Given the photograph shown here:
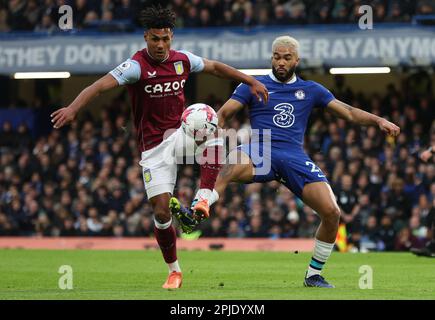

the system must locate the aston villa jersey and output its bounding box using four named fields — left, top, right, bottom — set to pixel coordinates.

left=109, top=48, right=204, bottom=151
